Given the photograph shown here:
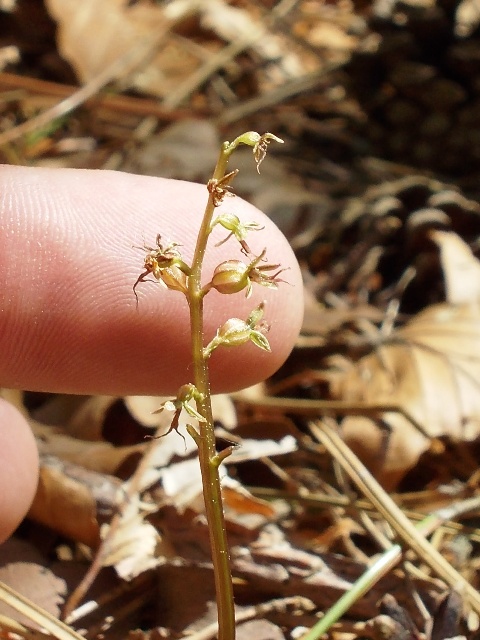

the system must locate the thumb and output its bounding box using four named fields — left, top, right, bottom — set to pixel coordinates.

left=0, top=399, right=39, bottom=542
